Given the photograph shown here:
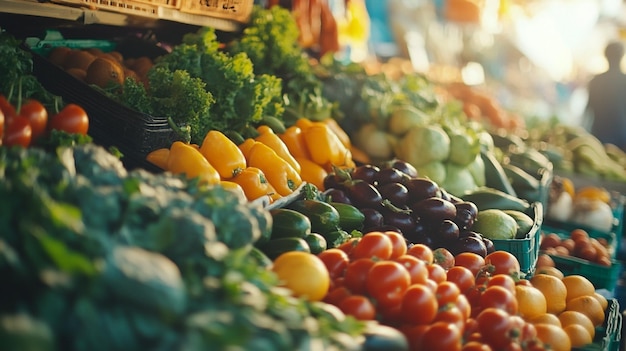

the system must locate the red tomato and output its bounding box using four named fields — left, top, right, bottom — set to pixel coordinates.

left=434, top=304, right=465, bottom=332
left=479, top=285, right=518, bottom=315
left=19, top=99, right=47, bottom=140
left=343, top=258, right=375, bottom=294
left=366, top=260, right=411, bottom=307
left=399, top=324, right=429, bottom=351
left=435, top=281, right=461, bottom=306
left=0, top=108, right=4, bottom=145
left=337, top=237, right=360, bottom=256
left=337, top=294, right=376, bottom=320
left=323, top=286, right=351, bottom=305
left=317, top=248, right=349, bottom=280
left=484, top=251, right=520, bottom=278
left=420, top=322, right=462, bottom=351
left=462, top=341, right=494, bottom=351
left=48, top=103, right=89, bottom=135
left=378, top=303, right=403, bottom=327
left=455, top=293, right=472, bottom=320
left=395, top=254, right=428, bottom=285
left=0, top=95, right=16, bottom=120
left=350, top=232, right=393, bottom=260
left=433, top=247, right=455, bottom=269
left=508, top=315, right=537, bottom=344
left=4, top=116, right=32, bottom=147
left=407, top=243, right=434, bottom=264
left=383, top=231, right=407, bottom=258
left=426, top=263, right=447, bottom=284
left=486, top=274, right=516, bottom=293
left=454, top=252, right=485, bottom=276
left=446, top=266, right=475, bottom=293
left=475, top=308, right=514, bottom=350
left=401, top=283, right=438, bottom=325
